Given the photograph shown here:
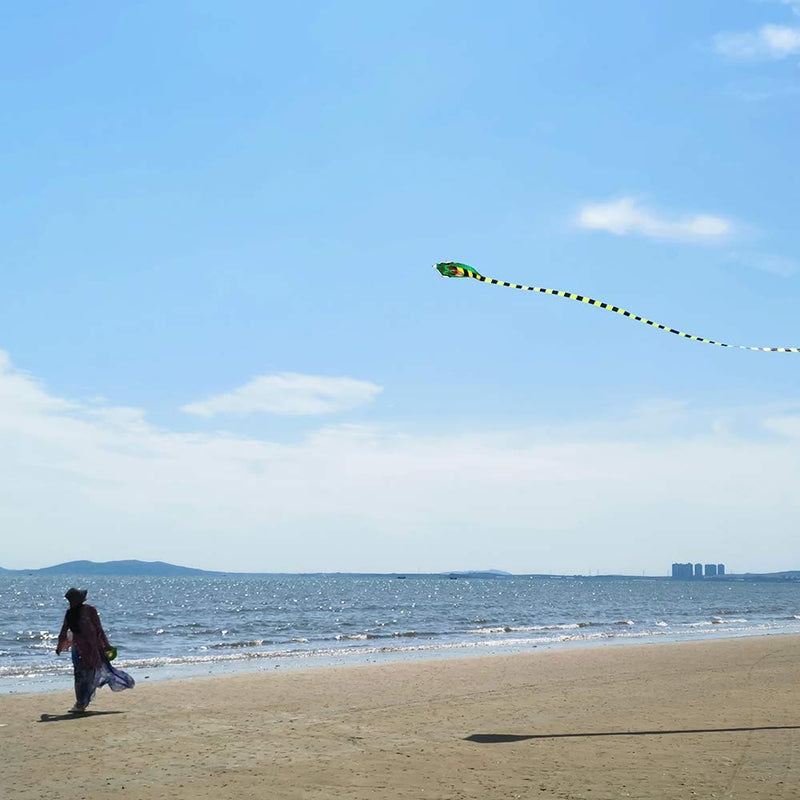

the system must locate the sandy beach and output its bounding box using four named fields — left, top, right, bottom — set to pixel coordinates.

left=3, top=635, right=800, bottom=799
